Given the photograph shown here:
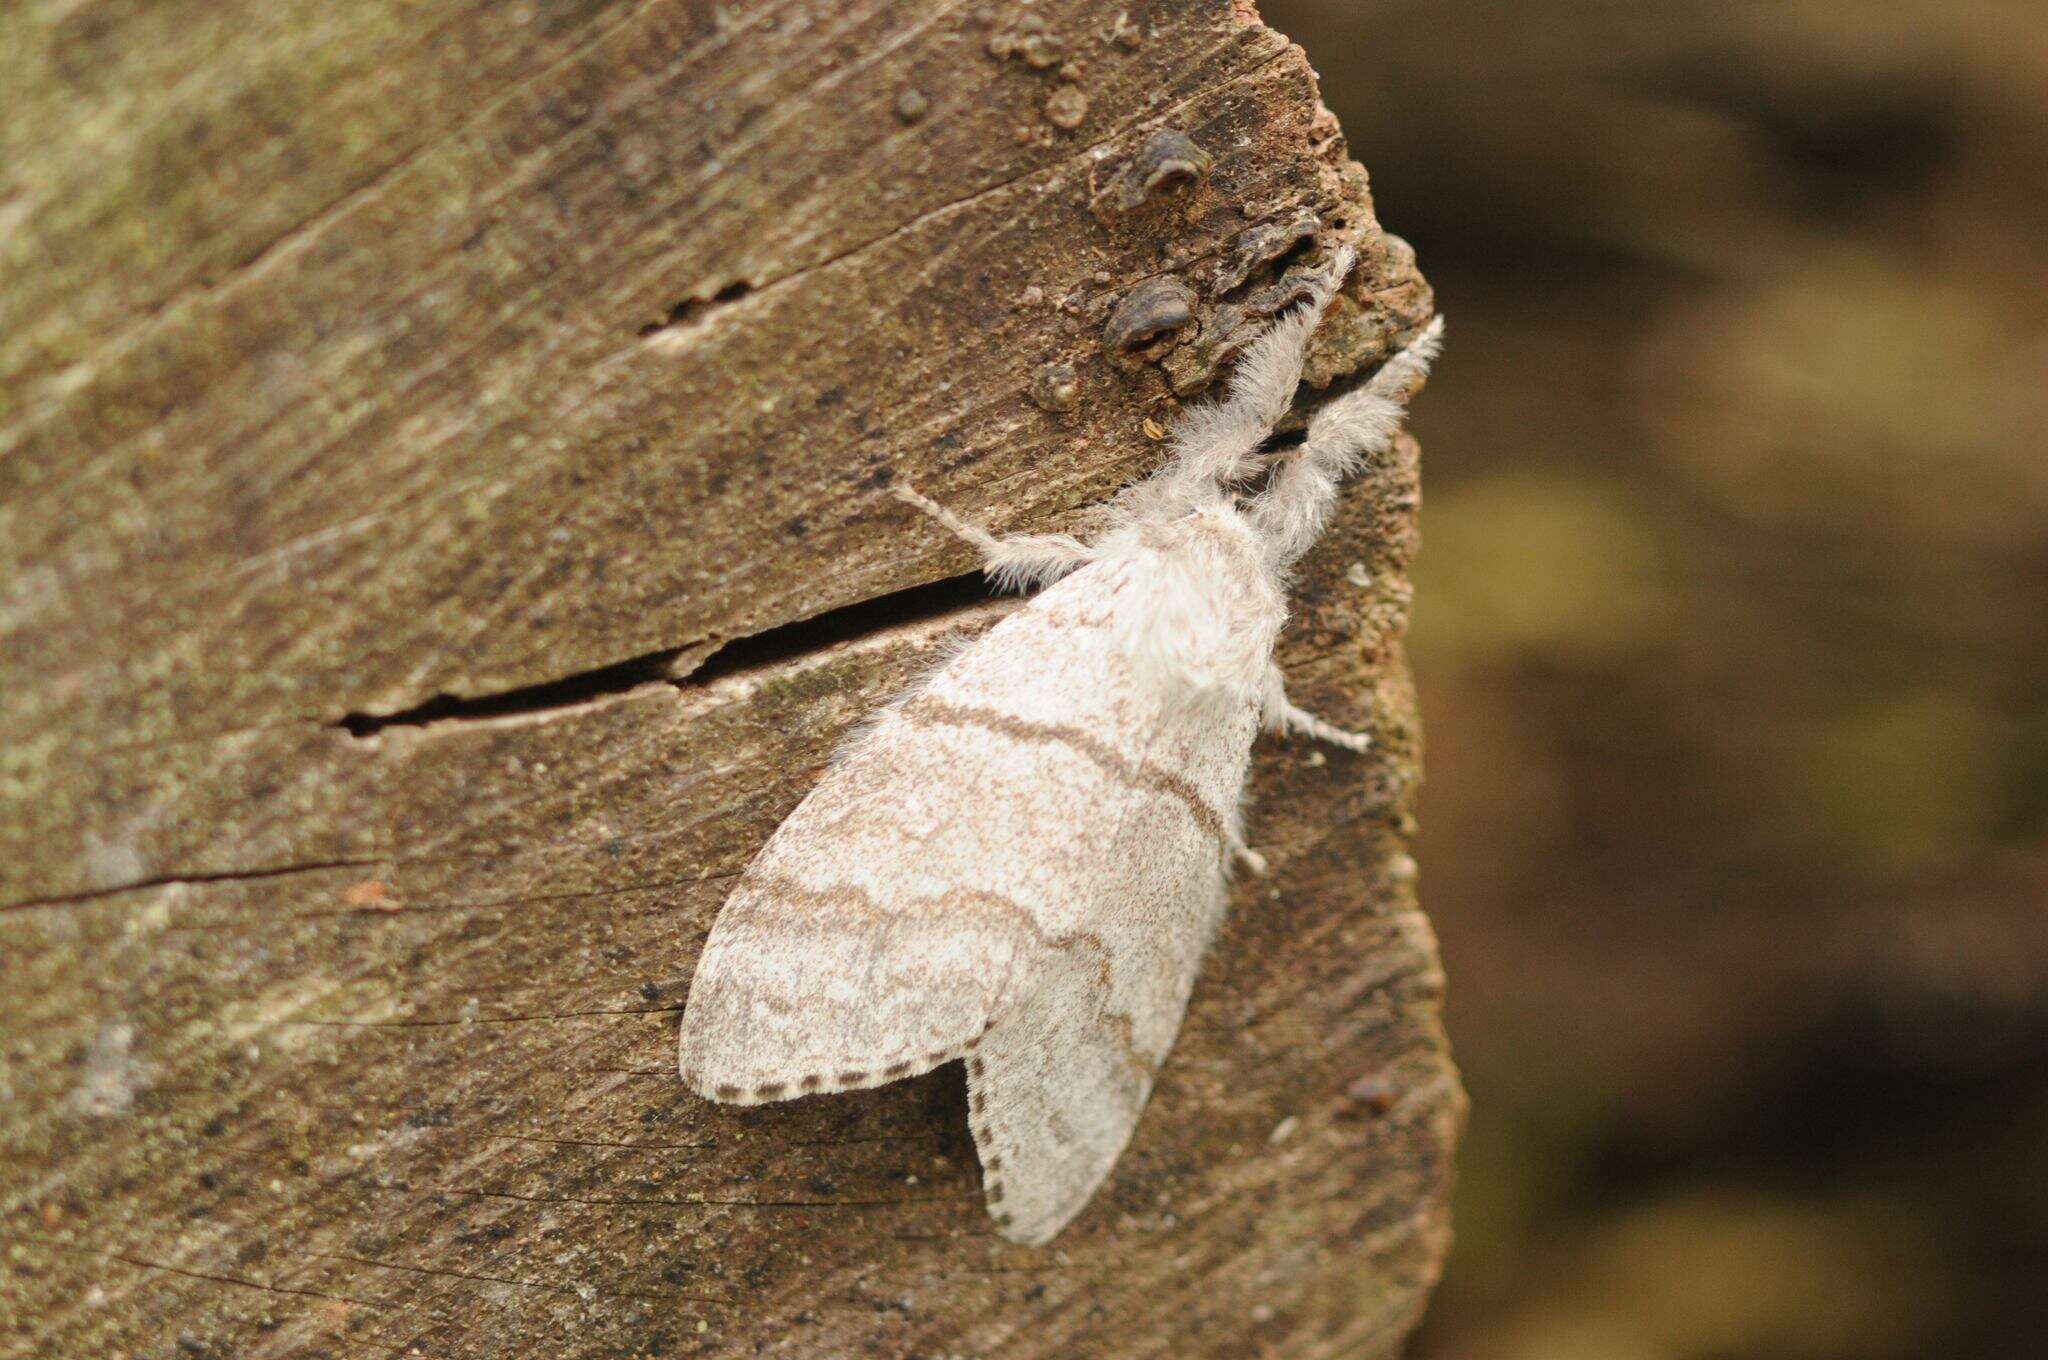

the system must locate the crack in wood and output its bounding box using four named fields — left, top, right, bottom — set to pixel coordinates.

left=276, top=869, right=744, bottom=923
left=278, top=1005, right=684, bottom=1029
left=0, top=857, right=385, bottom=915
left=333, top=568, right=992, bottom=740
left=6, top=1233, right=386, bottom=1311
left=490, top=1132, right=719, bottom=1153
left=637, top=279, right=754, bottom=339
left=335, top=645, right=693, bottom=738
left=308, top=1250, right=726, bottom=1307
left=678, top=569, right=990, bottom=687
left=364, top=1180, right=973, bottom=1213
